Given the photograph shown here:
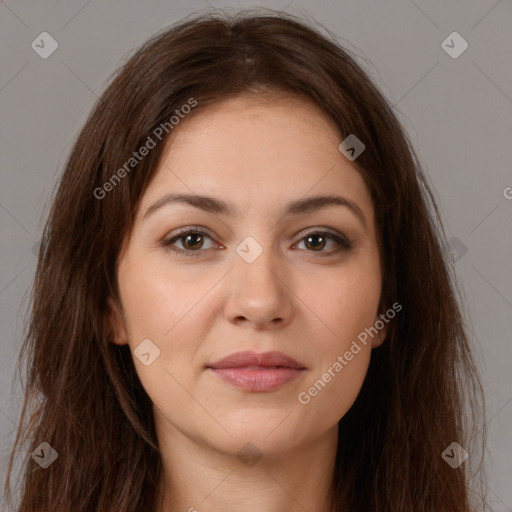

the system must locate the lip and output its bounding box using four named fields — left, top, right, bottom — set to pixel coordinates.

left=206, top=351, right=306, bottom=392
